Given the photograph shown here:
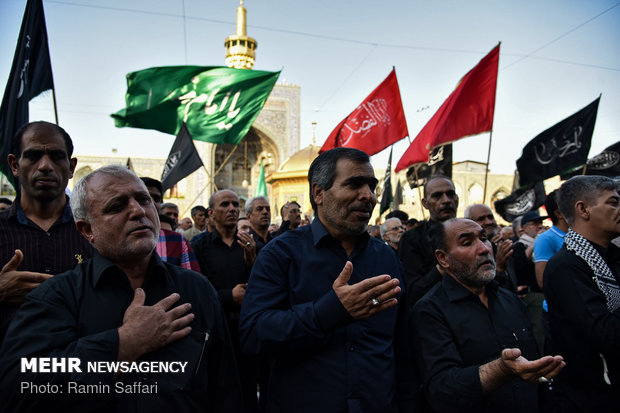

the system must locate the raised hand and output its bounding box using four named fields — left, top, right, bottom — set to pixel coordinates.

left=0, top=249, right=52, bottom=305
left=332, top=261, right=400, bottom=320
